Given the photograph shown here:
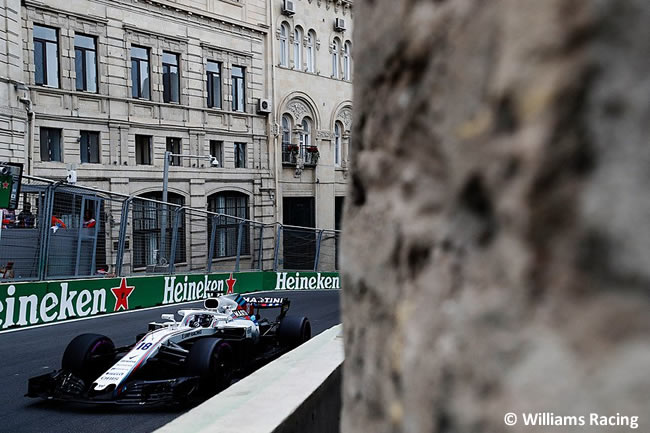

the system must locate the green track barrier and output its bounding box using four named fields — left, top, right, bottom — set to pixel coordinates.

left=0, top=271, right=339, bottom=331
